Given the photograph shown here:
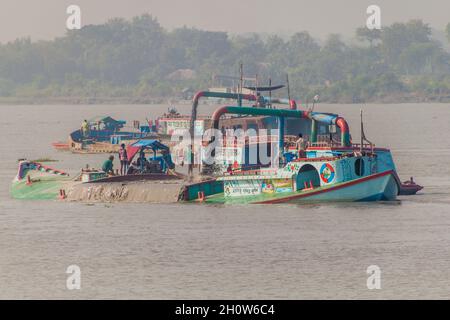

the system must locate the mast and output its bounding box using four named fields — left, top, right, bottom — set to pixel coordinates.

left=286, top=74, right=291, bottom=102
left=238, top=62, right=243, bottom=106
left=255, top=73, right=259, bottom=103
left=268, top=78, right=272, bottom=108
left=360, top=109, right=363, bottom=153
